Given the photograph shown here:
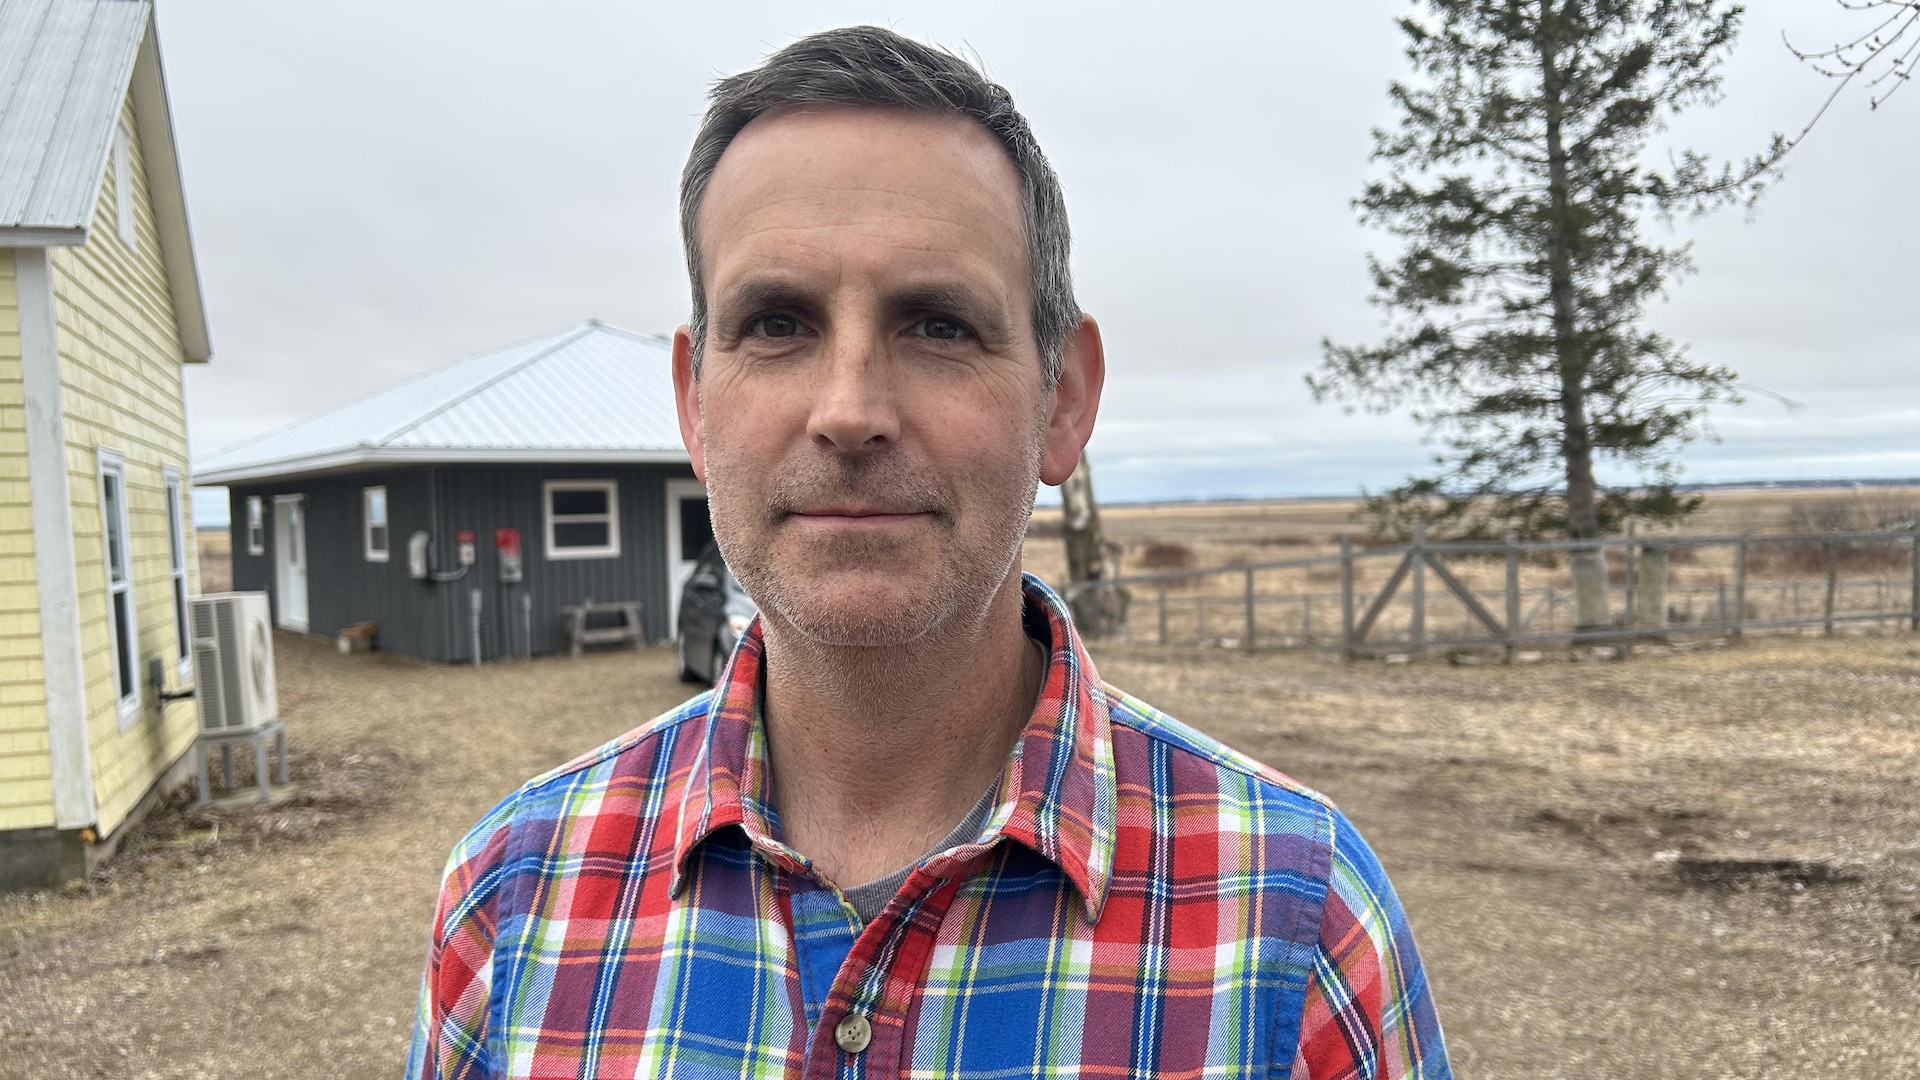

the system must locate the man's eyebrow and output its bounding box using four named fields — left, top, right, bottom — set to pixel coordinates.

left=887, top=284, right=1013, bottom=338
left=713, top=277, right=816, bottom=324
